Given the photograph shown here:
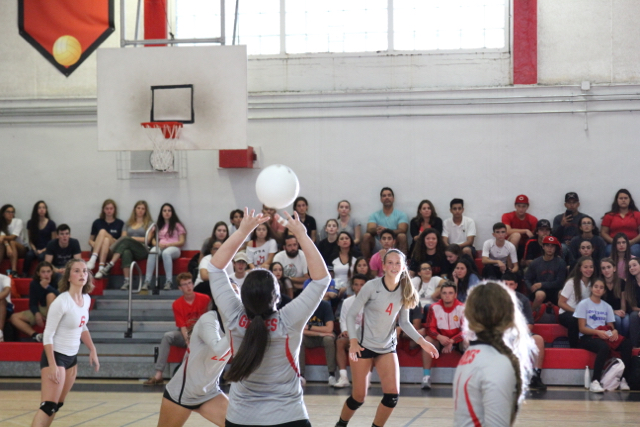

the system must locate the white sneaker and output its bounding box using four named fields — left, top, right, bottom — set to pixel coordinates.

left=421, top=375, right=431, bottom=390
left=619, top=378, right=630, bottom=391
left=0, top=330, right=4, bottom=342
left=35, top=333, right=43, bottom=343
left=163, top=281, right=172, bottom=290
left=333, top=376, right=350, bottom=388
left=141, top=280, right=150, bottom=291
left=96, top=264, right=112, bottom=279
left=328, top=375, right=337, bottom=386
left=589, top=380, right=604, bottom=393
left=120, top=279, right=130, bottom=290
left=86, top=258, right=96, bottom=270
